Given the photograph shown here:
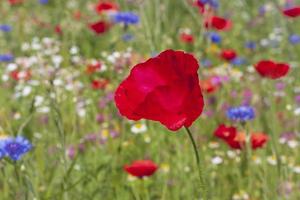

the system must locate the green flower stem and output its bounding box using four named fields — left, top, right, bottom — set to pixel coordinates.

left=184, top=127, right=207, bottom=200
left=244, top=125, right=252, bottom=191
